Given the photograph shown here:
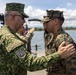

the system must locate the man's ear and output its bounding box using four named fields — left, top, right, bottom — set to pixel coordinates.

left=54, top=18, right=58, bottom=25
left=10, top=14, right=15, bottom=20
